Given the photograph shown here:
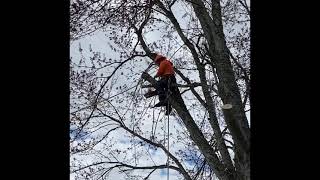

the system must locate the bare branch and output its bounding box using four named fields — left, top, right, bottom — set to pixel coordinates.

left=227, top=48, right=250, bottom=106
left=74, top=54, right=146, bottom=139
left=141, top=82, right=202, bottom=88
left=143, top=169, right=157, bottom=180
left=98, top=110, right=193, bottom=180
left=238, top=0, right=250, bottom=15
